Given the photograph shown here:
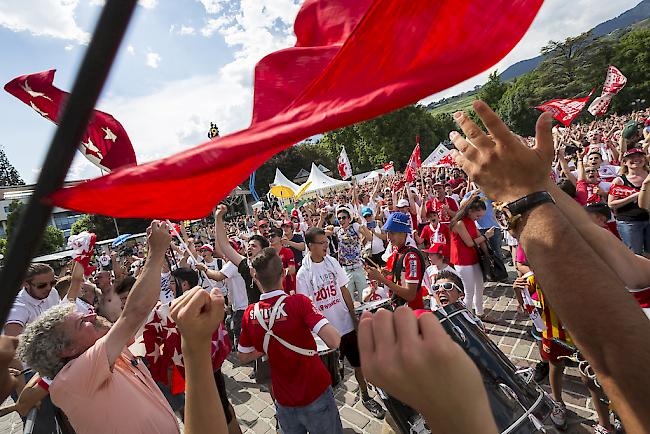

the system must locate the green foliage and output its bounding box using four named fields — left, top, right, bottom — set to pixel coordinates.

left=38, top=226, right=64, bottom=256
left=71, top=214, right=151, bottom=240
left=0, top=238, right=6, bottom=257
left=0, top=147, right=24, bottom=187
left=477, top=71, right=510, bottom=111
left=6, top=200, right=24, bottom=241
left=611, top=28, right=650, bottom=112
